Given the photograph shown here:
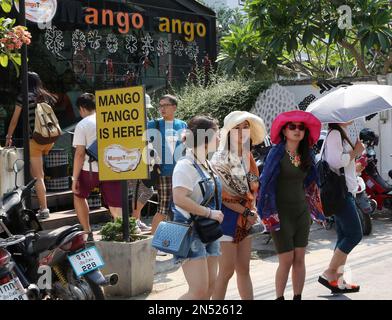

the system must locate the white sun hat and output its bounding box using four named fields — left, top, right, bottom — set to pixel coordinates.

left=219, top=111, right=267, bottom=149
left=145, top=93, right=154, bottom=109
